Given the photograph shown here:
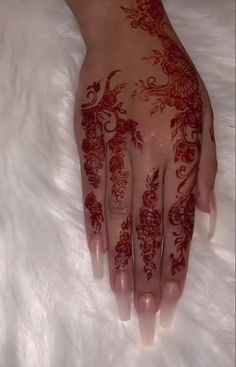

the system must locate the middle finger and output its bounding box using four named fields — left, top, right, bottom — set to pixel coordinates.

left=132, top=148, right=165, bottom=346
